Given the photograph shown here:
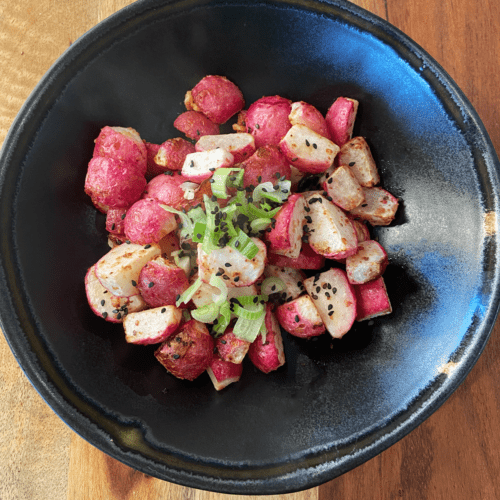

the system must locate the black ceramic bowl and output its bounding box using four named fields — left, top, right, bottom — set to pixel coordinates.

left=1, top=0, right=499, bottom=495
